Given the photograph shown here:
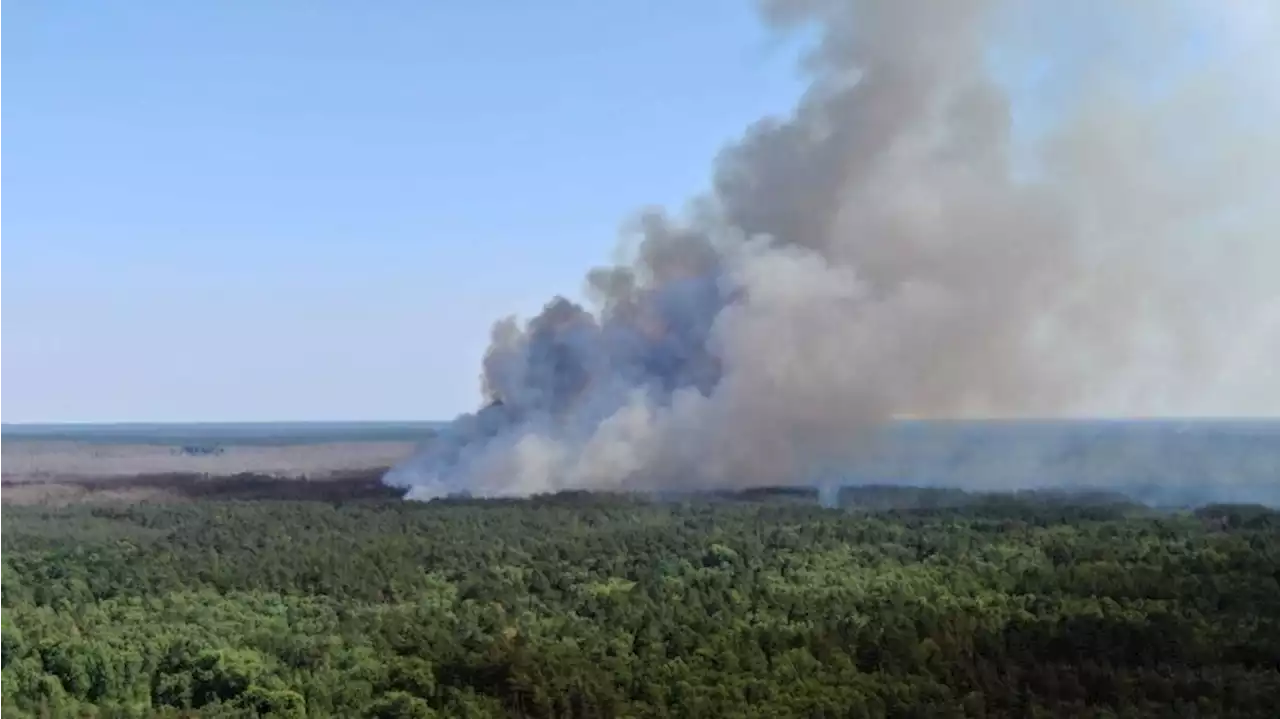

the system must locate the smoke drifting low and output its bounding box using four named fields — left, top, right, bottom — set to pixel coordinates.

left=386, top=0, right=1280, bottom=500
